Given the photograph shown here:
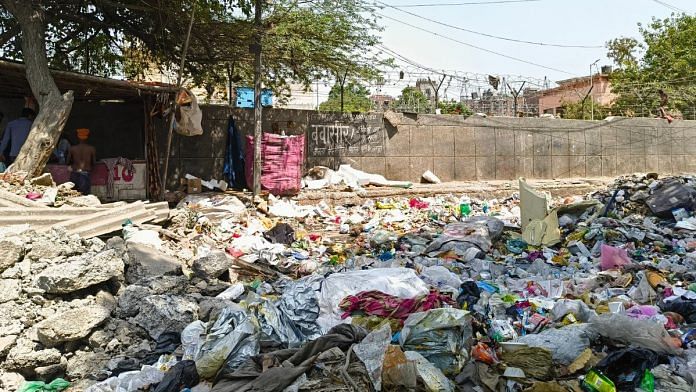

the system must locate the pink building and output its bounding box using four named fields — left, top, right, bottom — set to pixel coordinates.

left=538, top=73, right=616, bottom=116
